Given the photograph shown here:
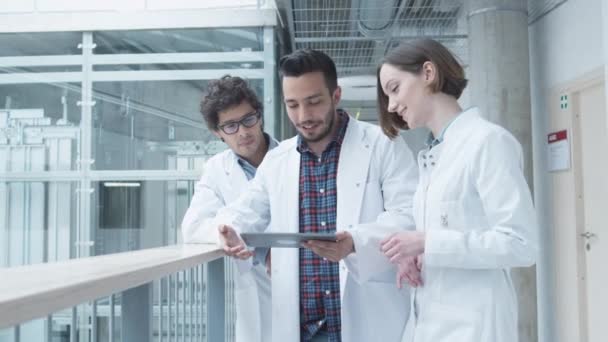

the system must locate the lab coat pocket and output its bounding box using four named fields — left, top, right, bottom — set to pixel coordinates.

left=414, top=302, right=481, bottom=342
left=438, top=200, right=467, bottom=231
